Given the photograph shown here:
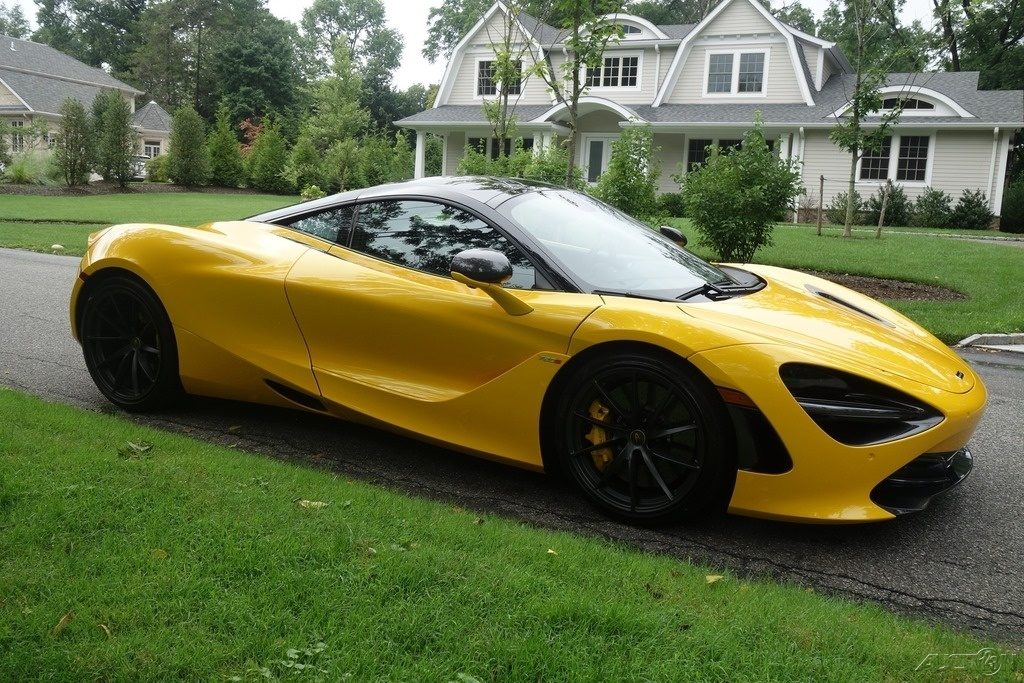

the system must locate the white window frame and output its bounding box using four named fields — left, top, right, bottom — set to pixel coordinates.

left=581, top=51, right=643, bottom=91
left=474, top=56, right=524, bottom=100
left=144, top=140, right=162, bottom=158
left=581, top=134, right=619, bottom=184
left=8, top=119, right=25, bottom=153
left=702, top=49, right=770, bottom=98
left=855, top=132, right=935, bottom=188
left=682, top=135, right=753, bottom=173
